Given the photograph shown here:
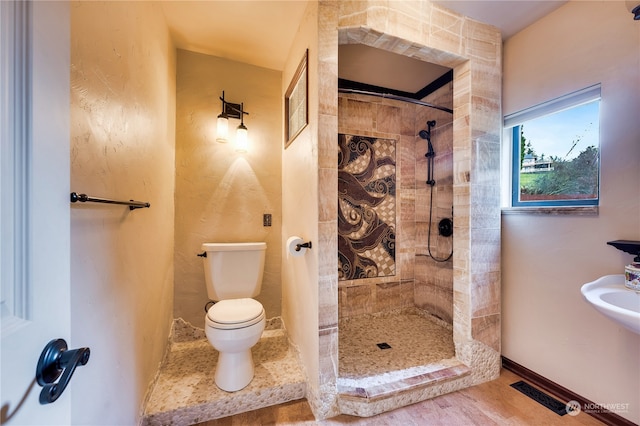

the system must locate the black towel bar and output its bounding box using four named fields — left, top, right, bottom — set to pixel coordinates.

left=70, top=192, right=150, bottom=210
